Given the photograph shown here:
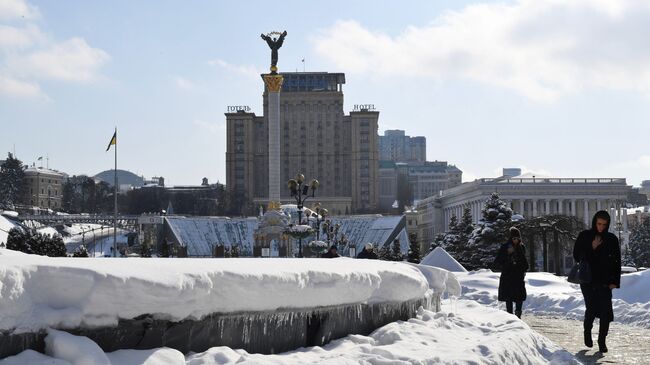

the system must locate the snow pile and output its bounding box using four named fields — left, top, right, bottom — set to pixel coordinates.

left=409, top=263, right=461, bottom=297
left=2, top=300, right=577, bottom=364
left=44, top=329, right=111, bottom=365
left=457, top=269, right=650, bottom=328
left=0, top=215, right=17, bottom=246
left=0, top=250, right=432, bottom=332
left=107, top=348, right=186, bottom=365
left=421, top=247, right=467, bottom=272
